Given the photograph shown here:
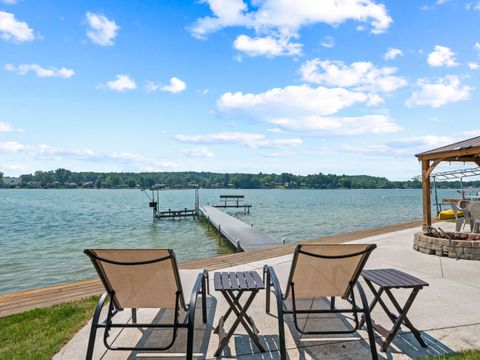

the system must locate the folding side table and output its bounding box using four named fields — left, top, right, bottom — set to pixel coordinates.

left=359, top=268, right=429, bottom=352
left=213, top=271, right=265, bottom=357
